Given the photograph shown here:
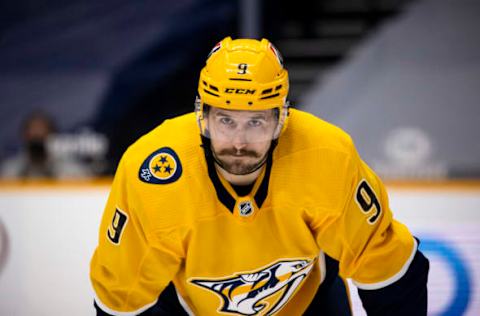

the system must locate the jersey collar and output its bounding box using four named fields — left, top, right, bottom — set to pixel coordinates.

left=201, top=135, right=275, bottom=214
